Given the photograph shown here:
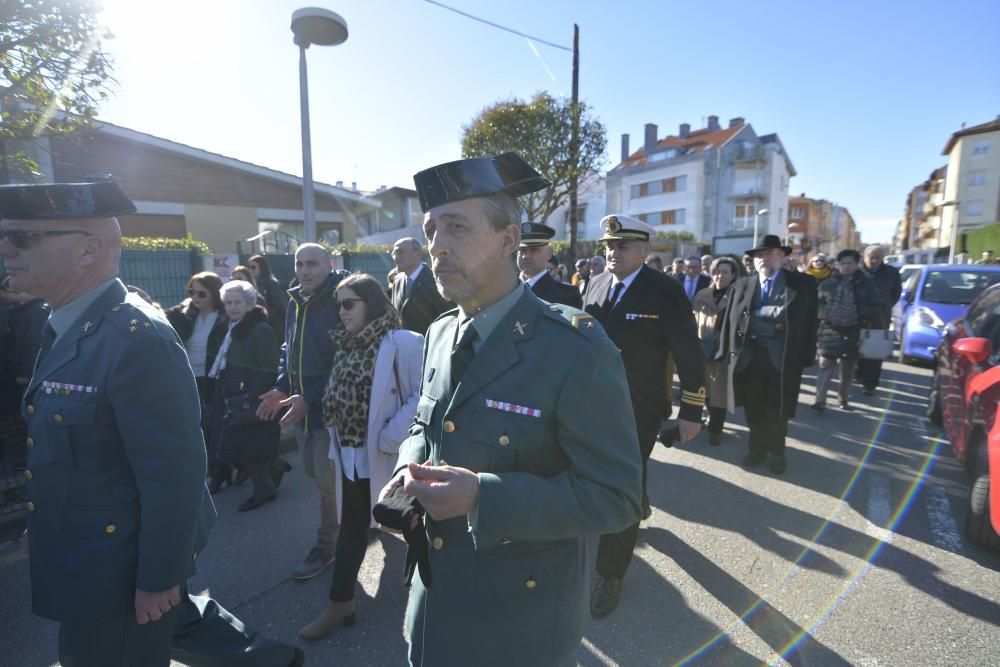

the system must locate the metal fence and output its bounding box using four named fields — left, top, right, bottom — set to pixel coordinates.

left=119, top=249, right=203, bottom=308
left=339, top=251, right=395, bottom=288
